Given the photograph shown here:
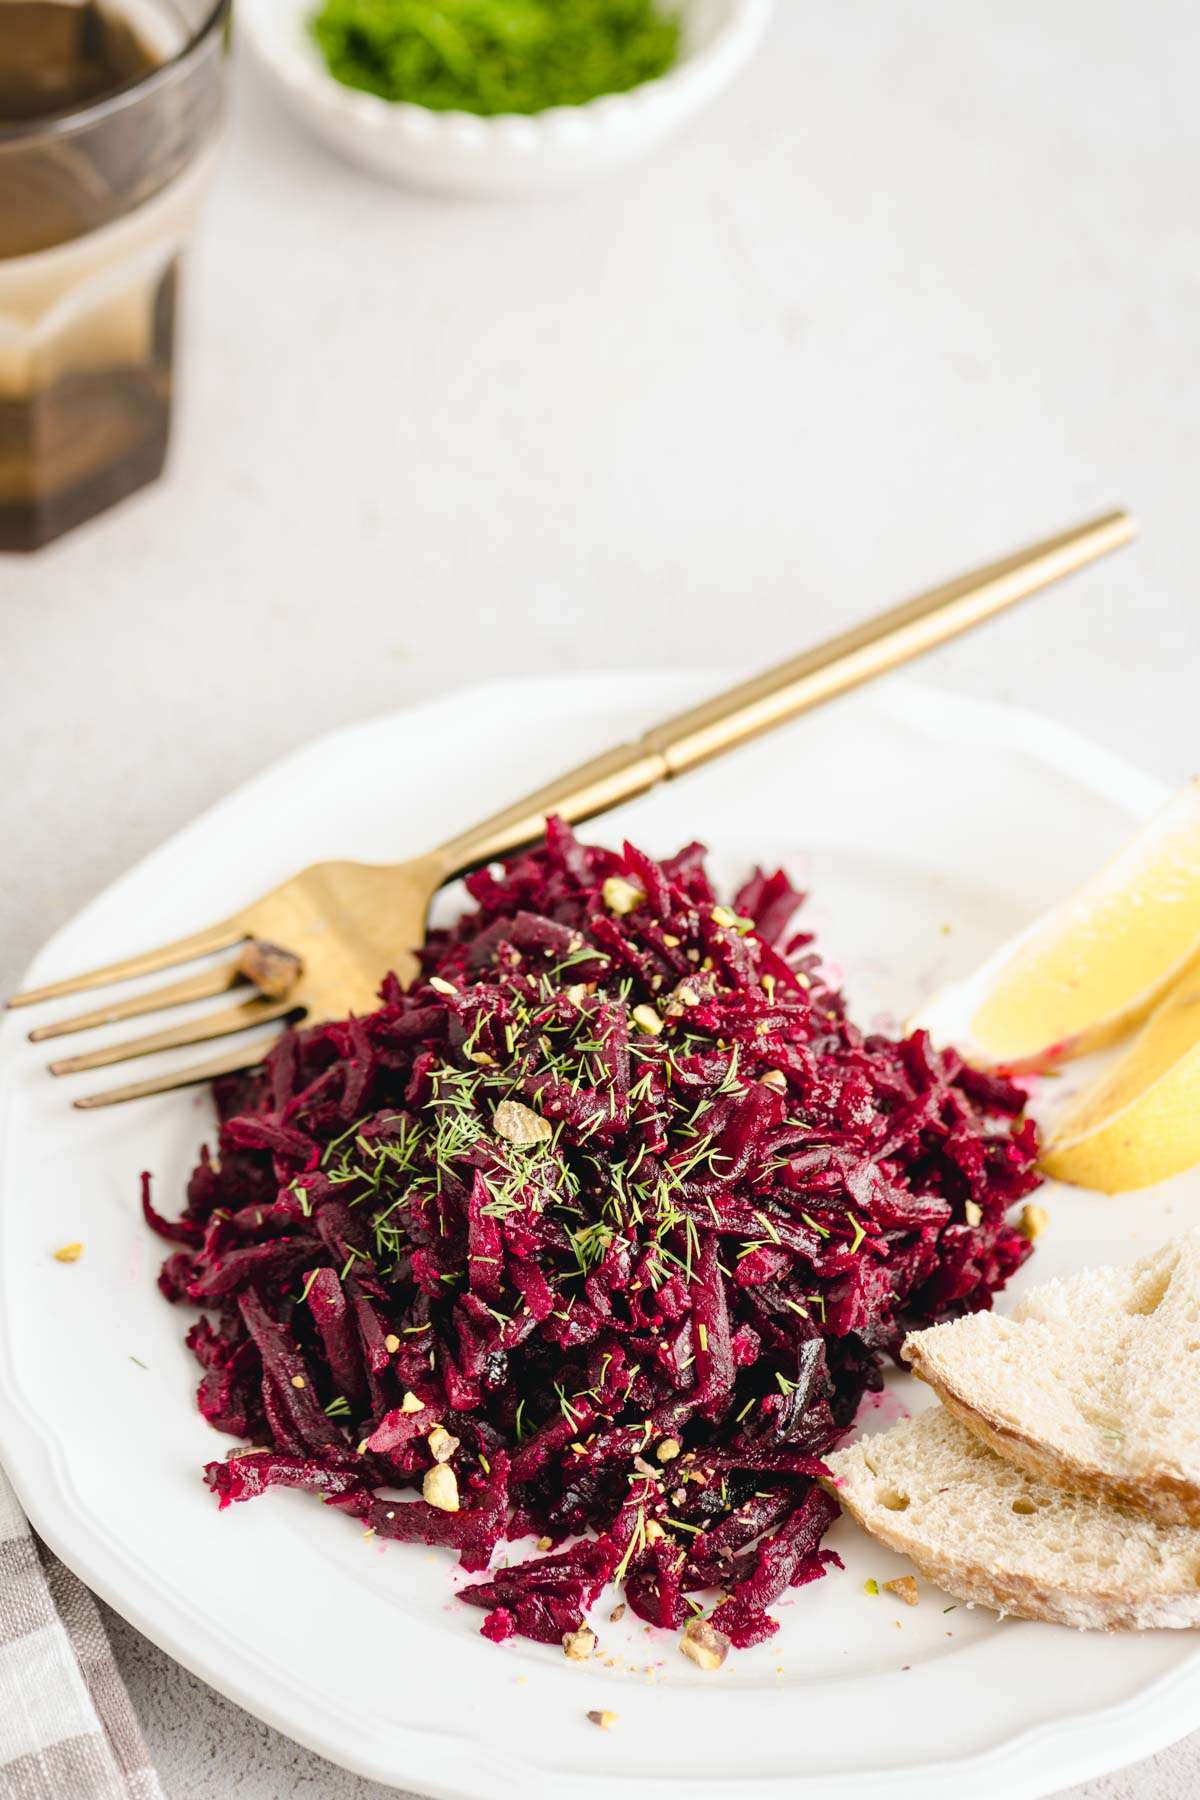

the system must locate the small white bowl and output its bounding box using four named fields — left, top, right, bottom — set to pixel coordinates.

left=239, top=0, right=774, bottom=196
